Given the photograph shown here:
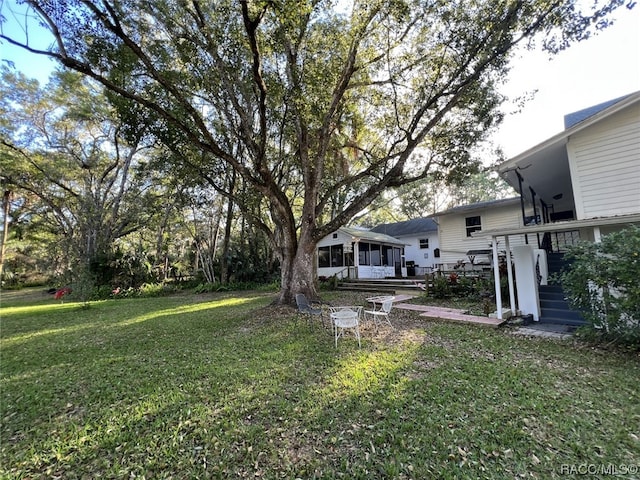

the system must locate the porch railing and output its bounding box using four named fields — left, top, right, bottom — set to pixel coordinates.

left=541, top=230, right=580, bottom=253
left=334, top=266, right=358, bottom=280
